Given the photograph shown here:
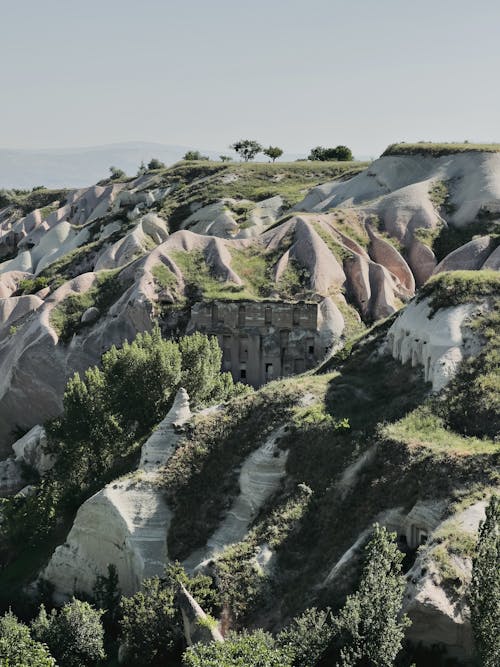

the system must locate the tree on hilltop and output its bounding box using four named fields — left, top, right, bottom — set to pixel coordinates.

left=263, top=146, right=283, bottom=162
left=148, top=157, right=166, bottom=170
left=230, top=140, right=262, bottom=162
left=183, top=150, right=210, bottom=161
left=308, top=145, right=353, bottom=161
